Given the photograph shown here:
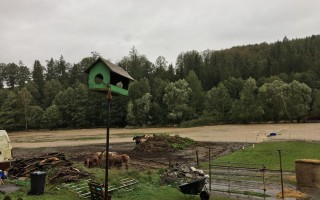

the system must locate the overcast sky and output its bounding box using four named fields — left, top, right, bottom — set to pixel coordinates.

left=1, top=0, right=320, bottom=69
